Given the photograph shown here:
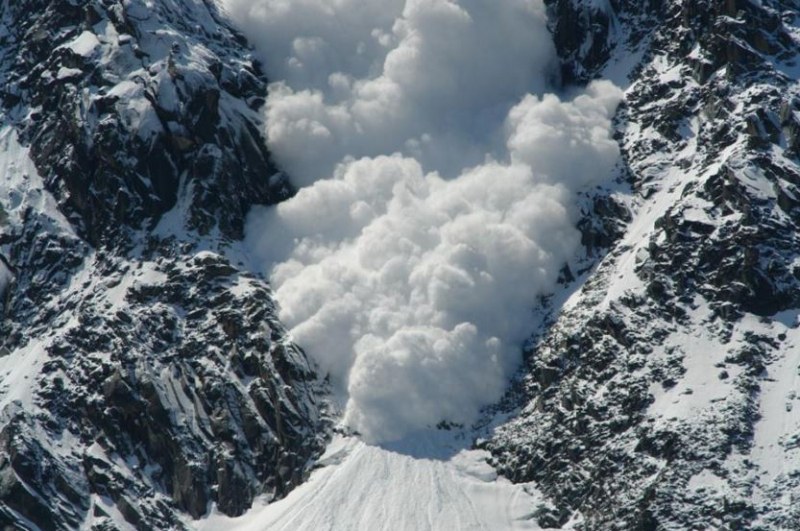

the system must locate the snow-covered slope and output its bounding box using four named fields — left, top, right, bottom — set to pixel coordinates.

left=199, top=431, right=550, bottom=531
